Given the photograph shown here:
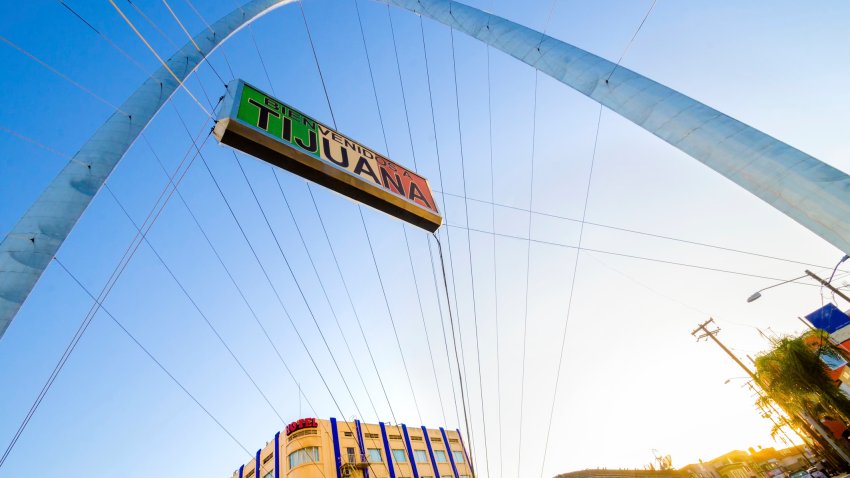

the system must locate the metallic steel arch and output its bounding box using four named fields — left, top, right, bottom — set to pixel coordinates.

left=381, top=0, right=850, bottom=253
left=0, top=0, right=295, bottom=340
left=5, top=0, right=850, bottom=340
